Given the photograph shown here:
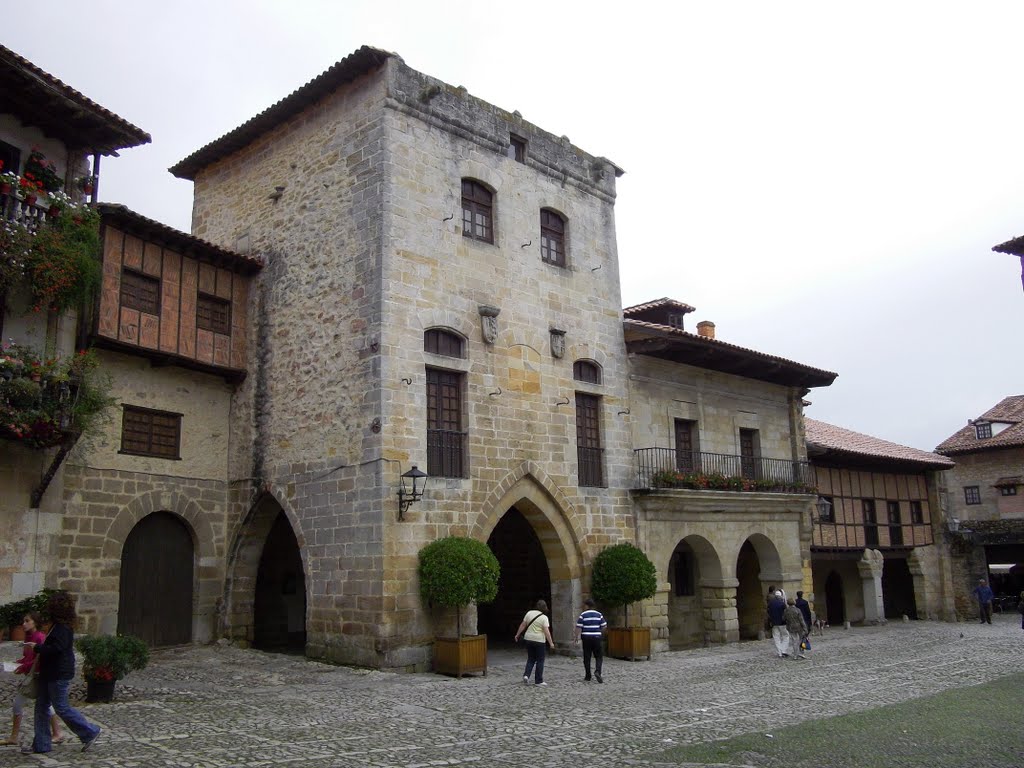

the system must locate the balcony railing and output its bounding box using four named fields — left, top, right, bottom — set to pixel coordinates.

left=634, top=447, right=815, bottom=492
left=1, top=192, right=58, bottom=231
